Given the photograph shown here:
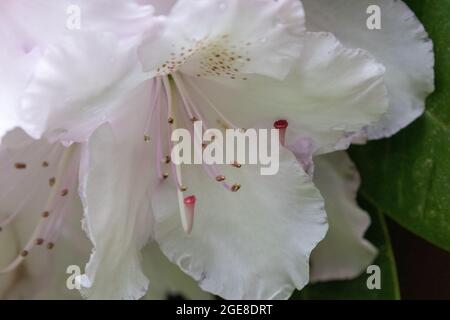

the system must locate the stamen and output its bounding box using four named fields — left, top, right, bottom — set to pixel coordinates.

left=144, top=78, right=162, bottom=145
left=163, top=173, right=169, bottom=180
left=231, top=184, right=241, bottom=192
left=15, top=163, right=27, bottom=169
left=42, top=161, right=49, bottom=167
left=231, top=162, right=242, bottom=168
left=172, top=82, right=233, bottom=194
left=177, top=73, right=239, bottom=130
left=173, top=80, right=236, bottom=194
left=47, top=243, right=55, bottom=250
left=49, top=177, right=56, bottom=187
left=60, top=189, right=69, bottom=197
left=154, top=83, right=165, bottom=180
left=42, top=163, right=79, bottom=248
left=274, top=119, right=289, bottom=146
left=41, top=211, right=50, bottom=218
left=34, top=238, right=44, bottom=246
left=215, top=175, right=226, bottom=182
left=20, top=250, right=29, bottom=257
left=162, top=77, right=185, bottom=191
